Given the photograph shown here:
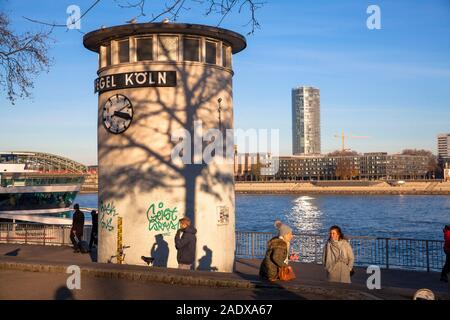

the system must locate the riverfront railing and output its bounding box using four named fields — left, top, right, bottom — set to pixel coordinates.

left=235, top=231, right=446, bottom=272
left=0, top=223, right=92, bottom=246
left=0, top=223, right=445, bottom=272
